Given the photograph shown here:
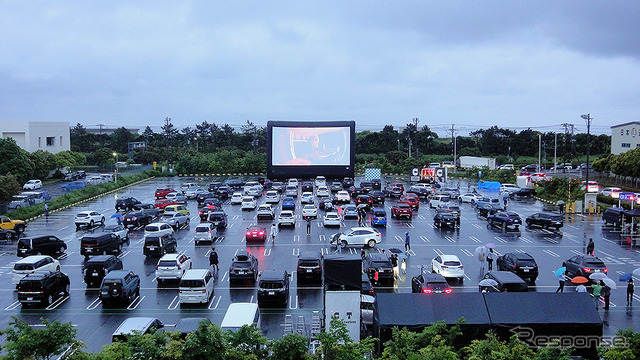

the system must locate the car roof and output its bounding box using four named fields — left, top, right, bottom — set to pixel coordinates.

left=113, top=317, right=161, bottom=335
left=298, top=251, right=322, bottom=260
left=325, top=212, right=339, bottom=217
left=86, top=255, right=117, bottom=264
left=367, top=253, right=389, bottom=261
left=159, top=253, right=181, bottom=261
left=104, top=270, right=131, bottom=279
left=439, top=254, right=461, bottom=262
left=260, top=269, right=287, bottom=280
left=423, top=272, right=447, bottom=283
